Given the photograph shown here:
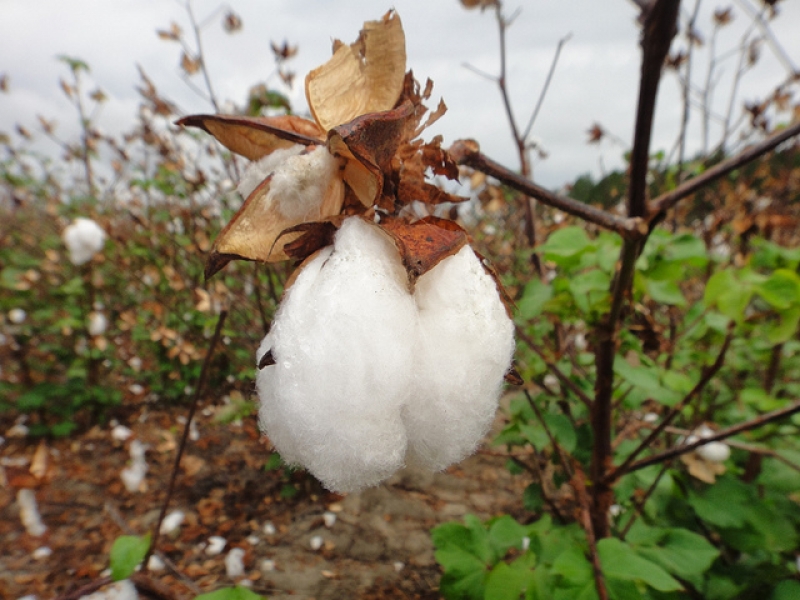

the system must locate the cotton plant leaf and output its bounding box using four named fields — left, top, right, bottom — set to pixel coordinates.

left=305, top=10, right=406, bottom=132
left=177, top=114, right=323, bottom=160
left=205, top=171, right=344, bottom=278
